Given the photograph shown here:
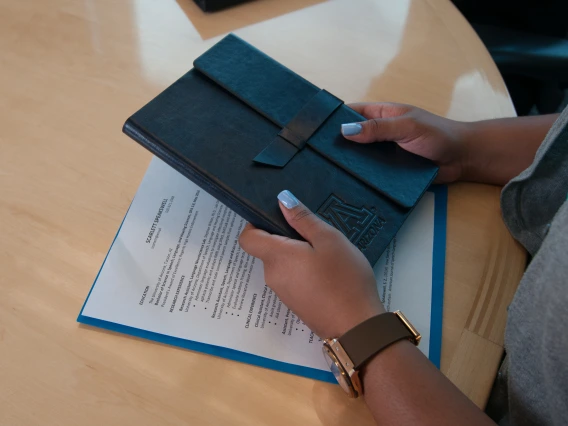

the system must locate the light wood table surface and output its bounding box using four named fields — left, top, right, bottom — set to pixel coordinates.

left=0, top=0, right=526, bottom=424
